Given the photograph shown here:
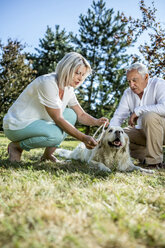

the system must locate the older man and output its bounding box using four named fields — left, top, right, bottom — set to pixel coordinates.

left=110, top=63, right=165, bottom=169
